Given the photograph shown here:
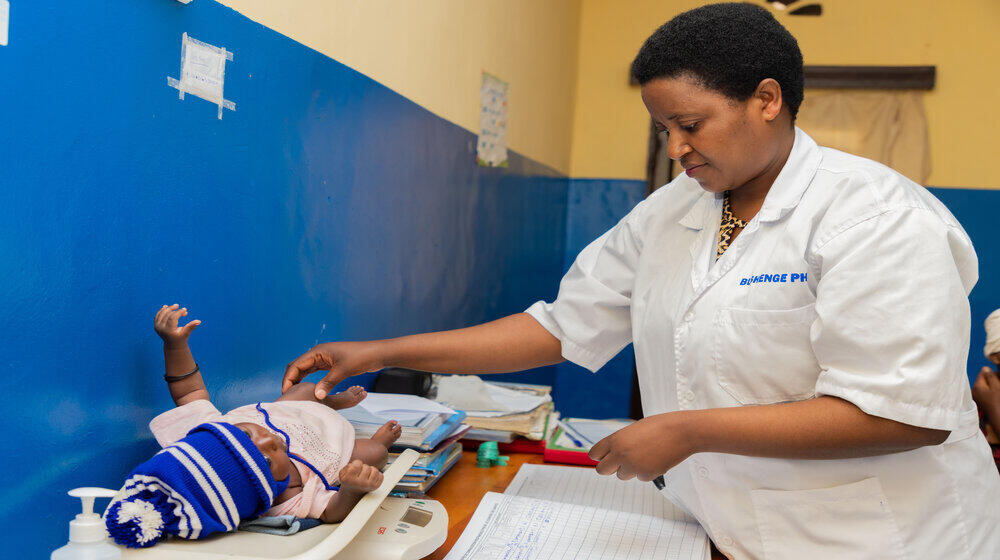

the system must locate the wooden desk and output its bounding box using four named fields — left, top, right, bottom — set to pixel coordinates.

left=421, top=450, right=724, bottom=560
